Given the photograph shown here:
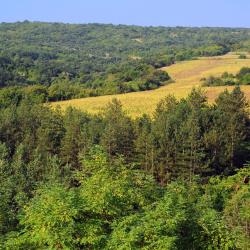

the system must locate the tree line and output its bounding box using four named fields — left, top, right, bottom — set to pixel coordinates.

left=0, top=86, right=249, bottom=248
left=202, top=66, right=250, bottom=86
